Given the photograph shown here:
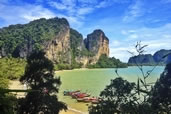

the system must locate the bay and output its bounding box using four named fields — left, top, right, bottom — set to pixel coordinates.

left=56, top=66, right=165, bottom=112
